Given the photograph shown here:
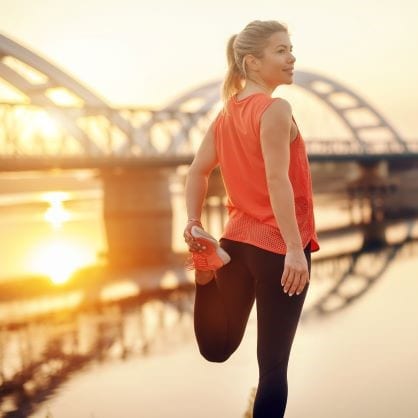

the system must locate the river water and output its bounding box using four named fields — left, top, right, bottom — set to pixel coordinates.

left=1, top=171, right=417, bottom=418
left=29, top=254, right=418, bottom=418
